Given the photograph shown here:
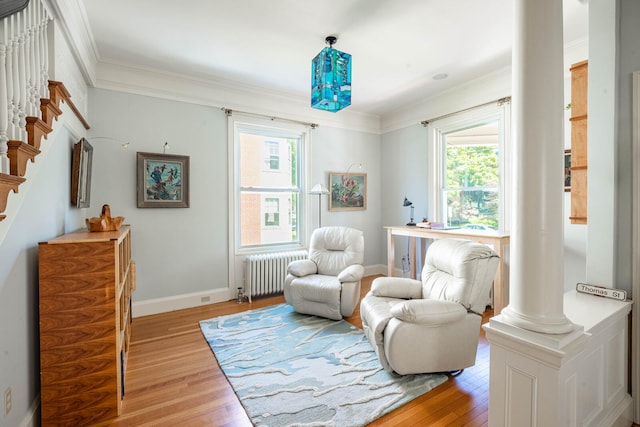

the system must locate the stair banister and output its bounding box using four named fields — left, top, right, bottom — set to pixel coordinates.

left=0, top=0, right=50, bottom=174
